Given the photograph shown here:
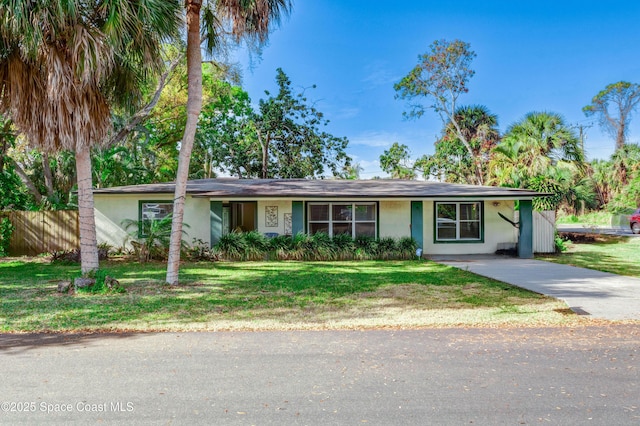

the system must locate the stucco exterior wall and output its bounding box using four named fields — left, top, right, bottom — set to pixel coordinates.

left=422, top=200, right=517, bottom=255
left=256, top=200, right=293, bottom=236
left=379, top=200, right=411, bottom=239
left=93, top=194, right=210, bottom=248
